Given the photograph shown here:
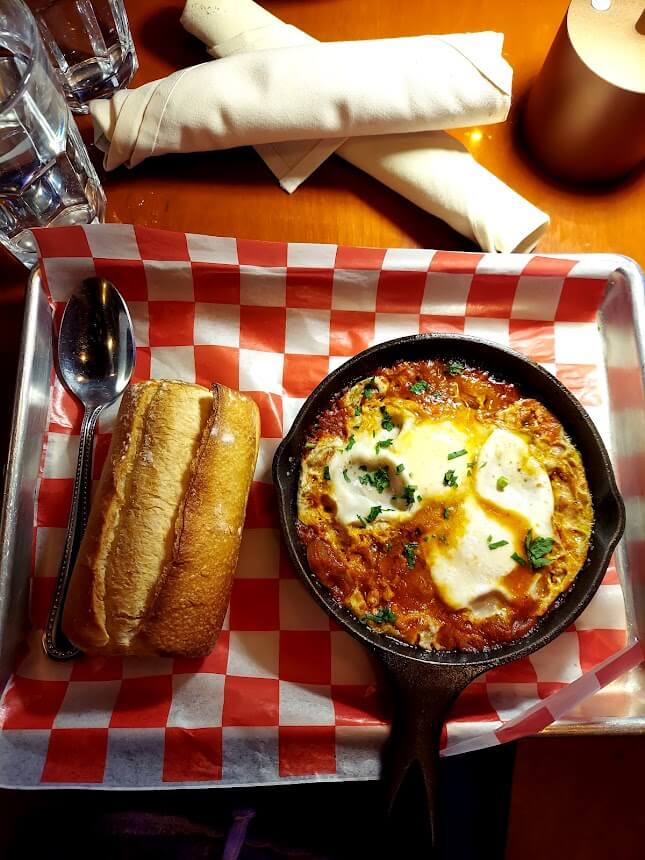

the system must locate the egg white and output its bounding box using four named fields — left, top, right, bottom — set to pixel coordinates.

left=327, top=414, right=554, bottom=618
